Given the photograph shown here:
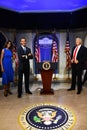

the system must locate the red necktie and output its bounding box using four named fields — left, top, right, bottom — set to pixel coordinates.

left=73, top=46, right=78, bottom=61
